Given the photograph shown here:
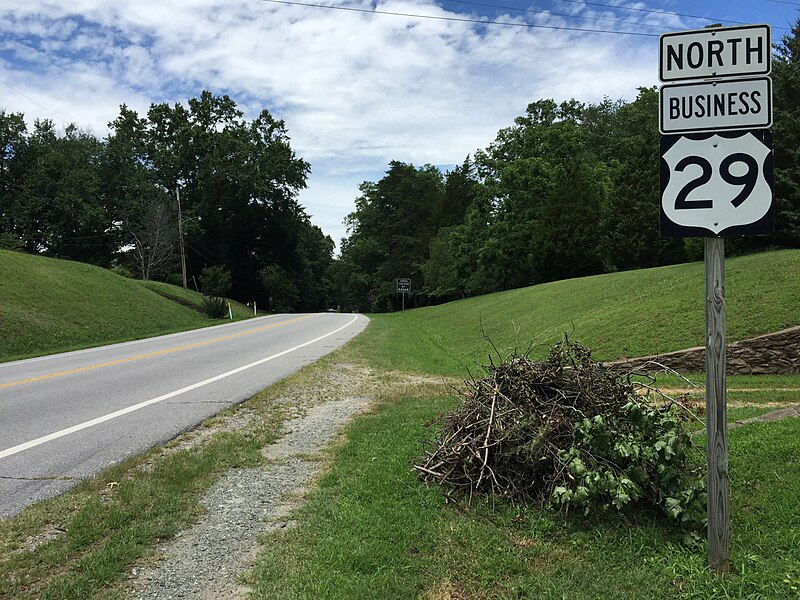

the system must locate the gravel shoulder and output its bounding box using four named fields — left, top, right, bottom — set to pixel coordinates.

left=126, top=362, right=379, bottom=599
